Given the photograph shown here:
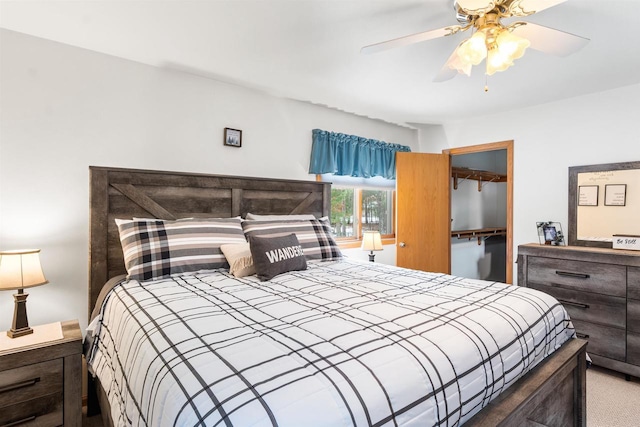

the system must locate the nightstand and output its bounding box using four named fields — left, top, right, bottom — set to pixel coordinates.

left=0, top=319, right=82, bottom=427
